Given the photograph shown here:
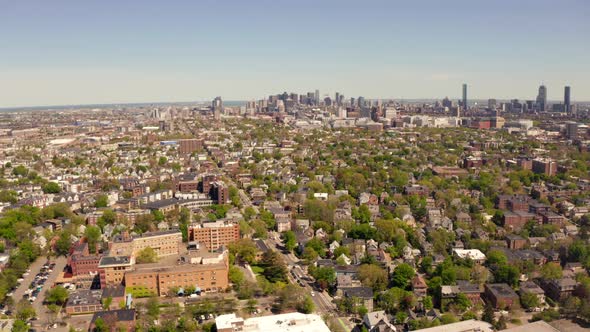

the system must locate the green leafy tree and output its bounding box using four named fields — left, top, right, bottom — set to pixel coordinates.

left=494, top=264, right=520, bottom=287
left=146, top=297, right=160, bottom=319
left=487, top=250, right=508, bottom=265
left=358, top=264, right=388, bottom=292
left=391, top=263, right=415, bottom=289
left=309, top=266, right=336, bottom=290
left=15, top=299, right=36, bottom=321
left=520, top=292, right=540, bottom=310
left=228, top=239, right=258, bottom=264
left=55, top=232, right=73, bottom=256
left=94, top=194, right=109, bottom=208
left=297, top=295, right=315, bottom=314
left=12, top=165, right=29, bottom=177
left=102, top=296, right=113, bottom=310
left=46, top=286, right=69, bottom=305
left=42, top=182, right=62, bottom=194
left=541, top=262, right=563, bottom=280
left=11, top=320, right=29, bottom=332
left=482, top=303, right=495, bottom=324
left=136, top=247, right=158, bottom=264
left=84, top=225, right=102, bottom=254
left=282, top=230, right=297, bottom=252
left=260, top=250, right=288, bottom=283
